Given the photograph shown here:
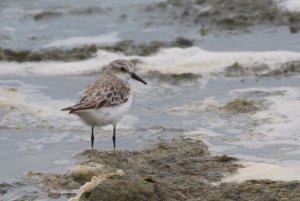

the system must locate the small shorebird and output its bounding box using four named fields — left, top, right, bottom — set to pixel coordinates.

left=62, top=59, right=147, bottom=148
